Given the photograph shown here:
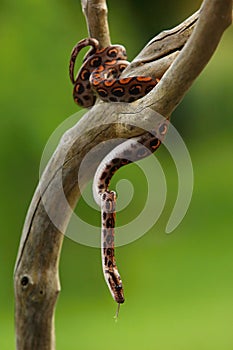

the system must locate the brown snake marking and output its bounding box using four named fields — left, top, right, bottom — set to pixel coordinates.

left=69, top=38, right=169, bottom=313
